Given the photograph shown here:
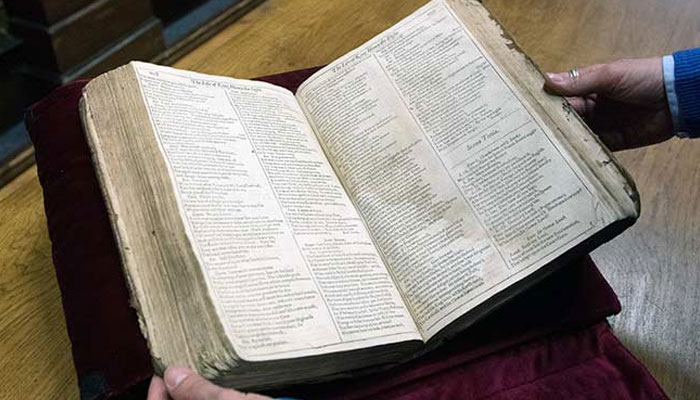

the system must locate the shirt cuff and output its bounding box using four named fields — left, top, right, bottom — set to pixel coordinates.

left=662, top=55, right=687, bottom=137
